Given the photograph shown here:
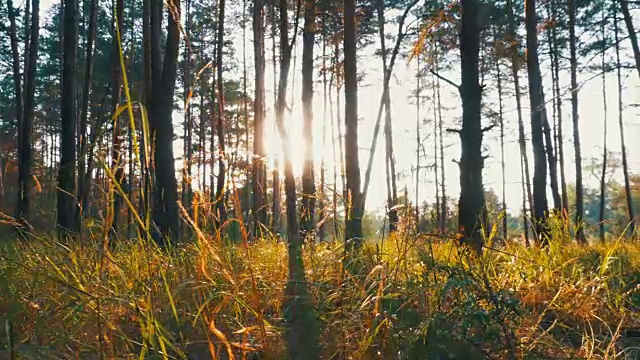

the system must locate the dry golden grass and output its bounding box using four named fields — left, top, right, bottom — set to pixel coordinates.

left=0, top=229, right=639, bottom=359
